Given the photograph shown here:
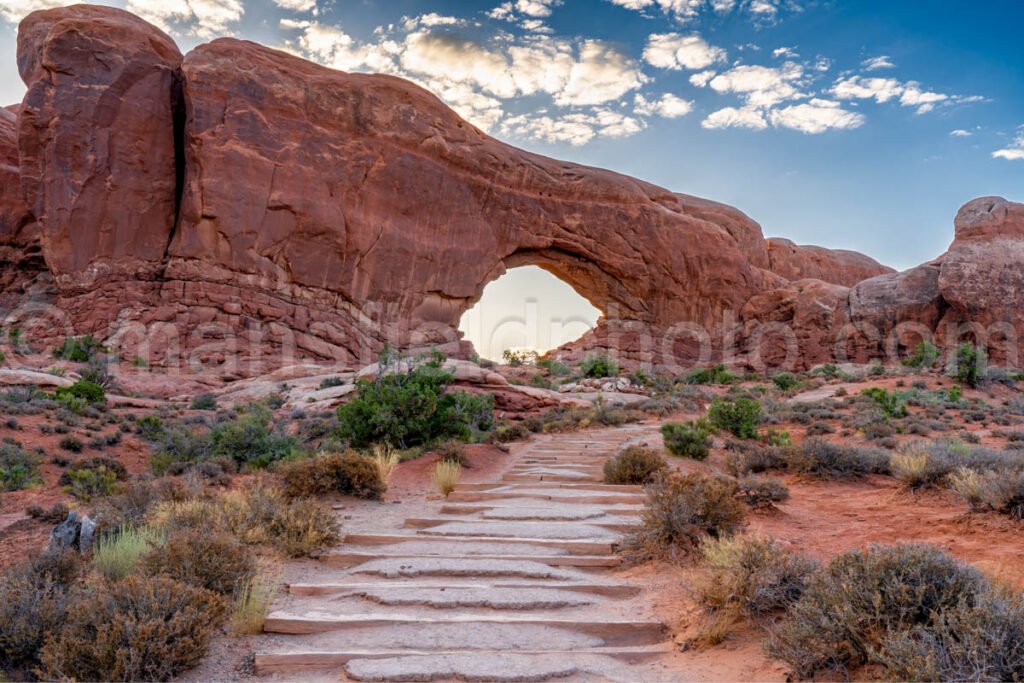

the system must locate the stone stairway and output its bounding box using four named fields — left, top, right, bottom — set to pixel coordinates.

left=255, top=425, right=672, bottom=682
